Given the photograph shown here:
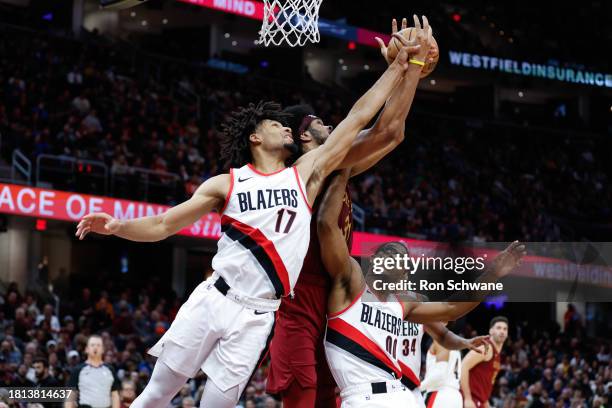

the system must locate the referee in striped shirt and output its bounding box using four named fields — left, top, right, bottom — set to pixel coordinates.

left=65, top=335, right=120, bottom=408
